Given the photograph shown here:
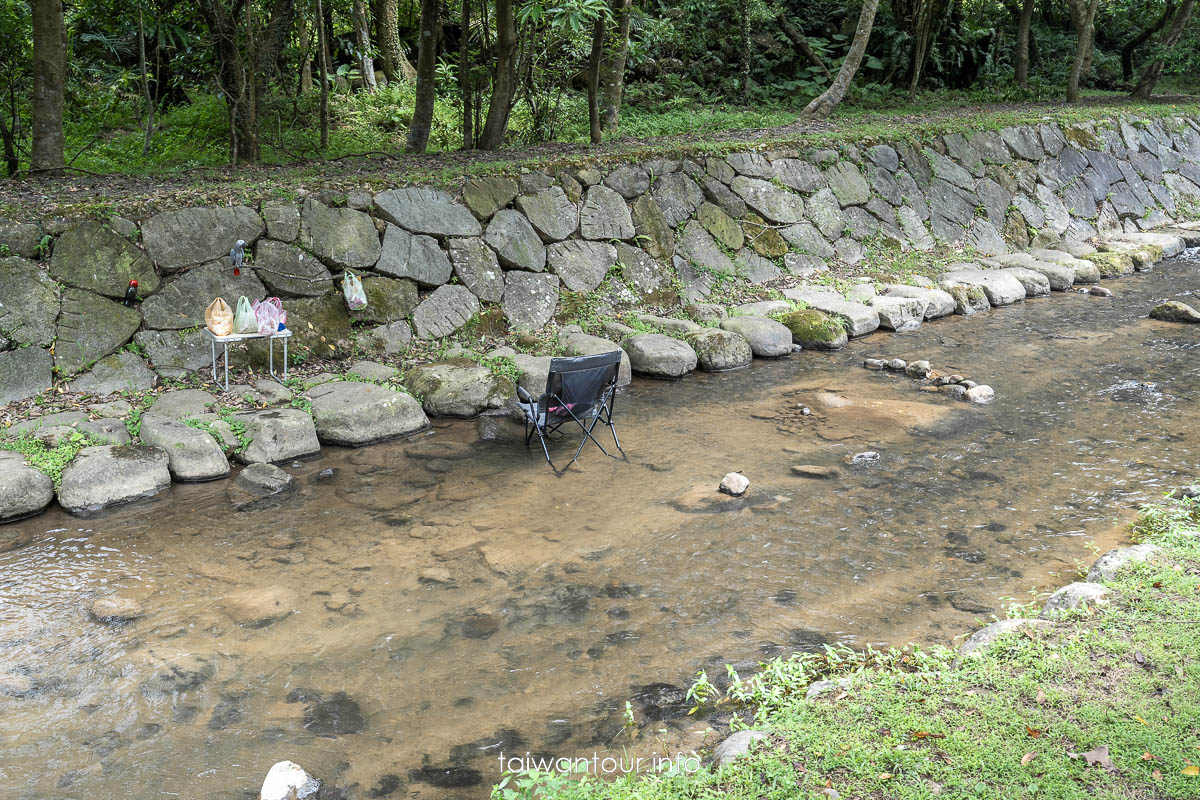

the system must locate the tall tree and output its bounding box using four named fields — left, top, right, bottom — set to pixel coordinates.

left=352, top=0, right=378, bottom=91
left=776, top=13, right=832, bottom=81
left=798, top=0, right=881, bottom=120
left=478, top=0, right=516, bottom=150
left=1015, top=0, right=1035, bottom=88
left=375, top=0, right=406, bottom=83
left=906, top=0, right=943, bottom=99
left=587, top=11, right=606, bottom=144
left=1131, top=0, right=1196, bottom=97
left=298, top=12, right=314, bottom=94
left=30, top=0, right=65, bottom=174
left=1067, top=0, right=1100, bottom=103
left=407, top=0, right=439, bottom=152
left=599, top=0, right=632, bottom=131
left=1121, top=1, right=1174, bottom=82
left=316, top=0, right=331, bottom=149
left=459, top=0, right=473, bottom=147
